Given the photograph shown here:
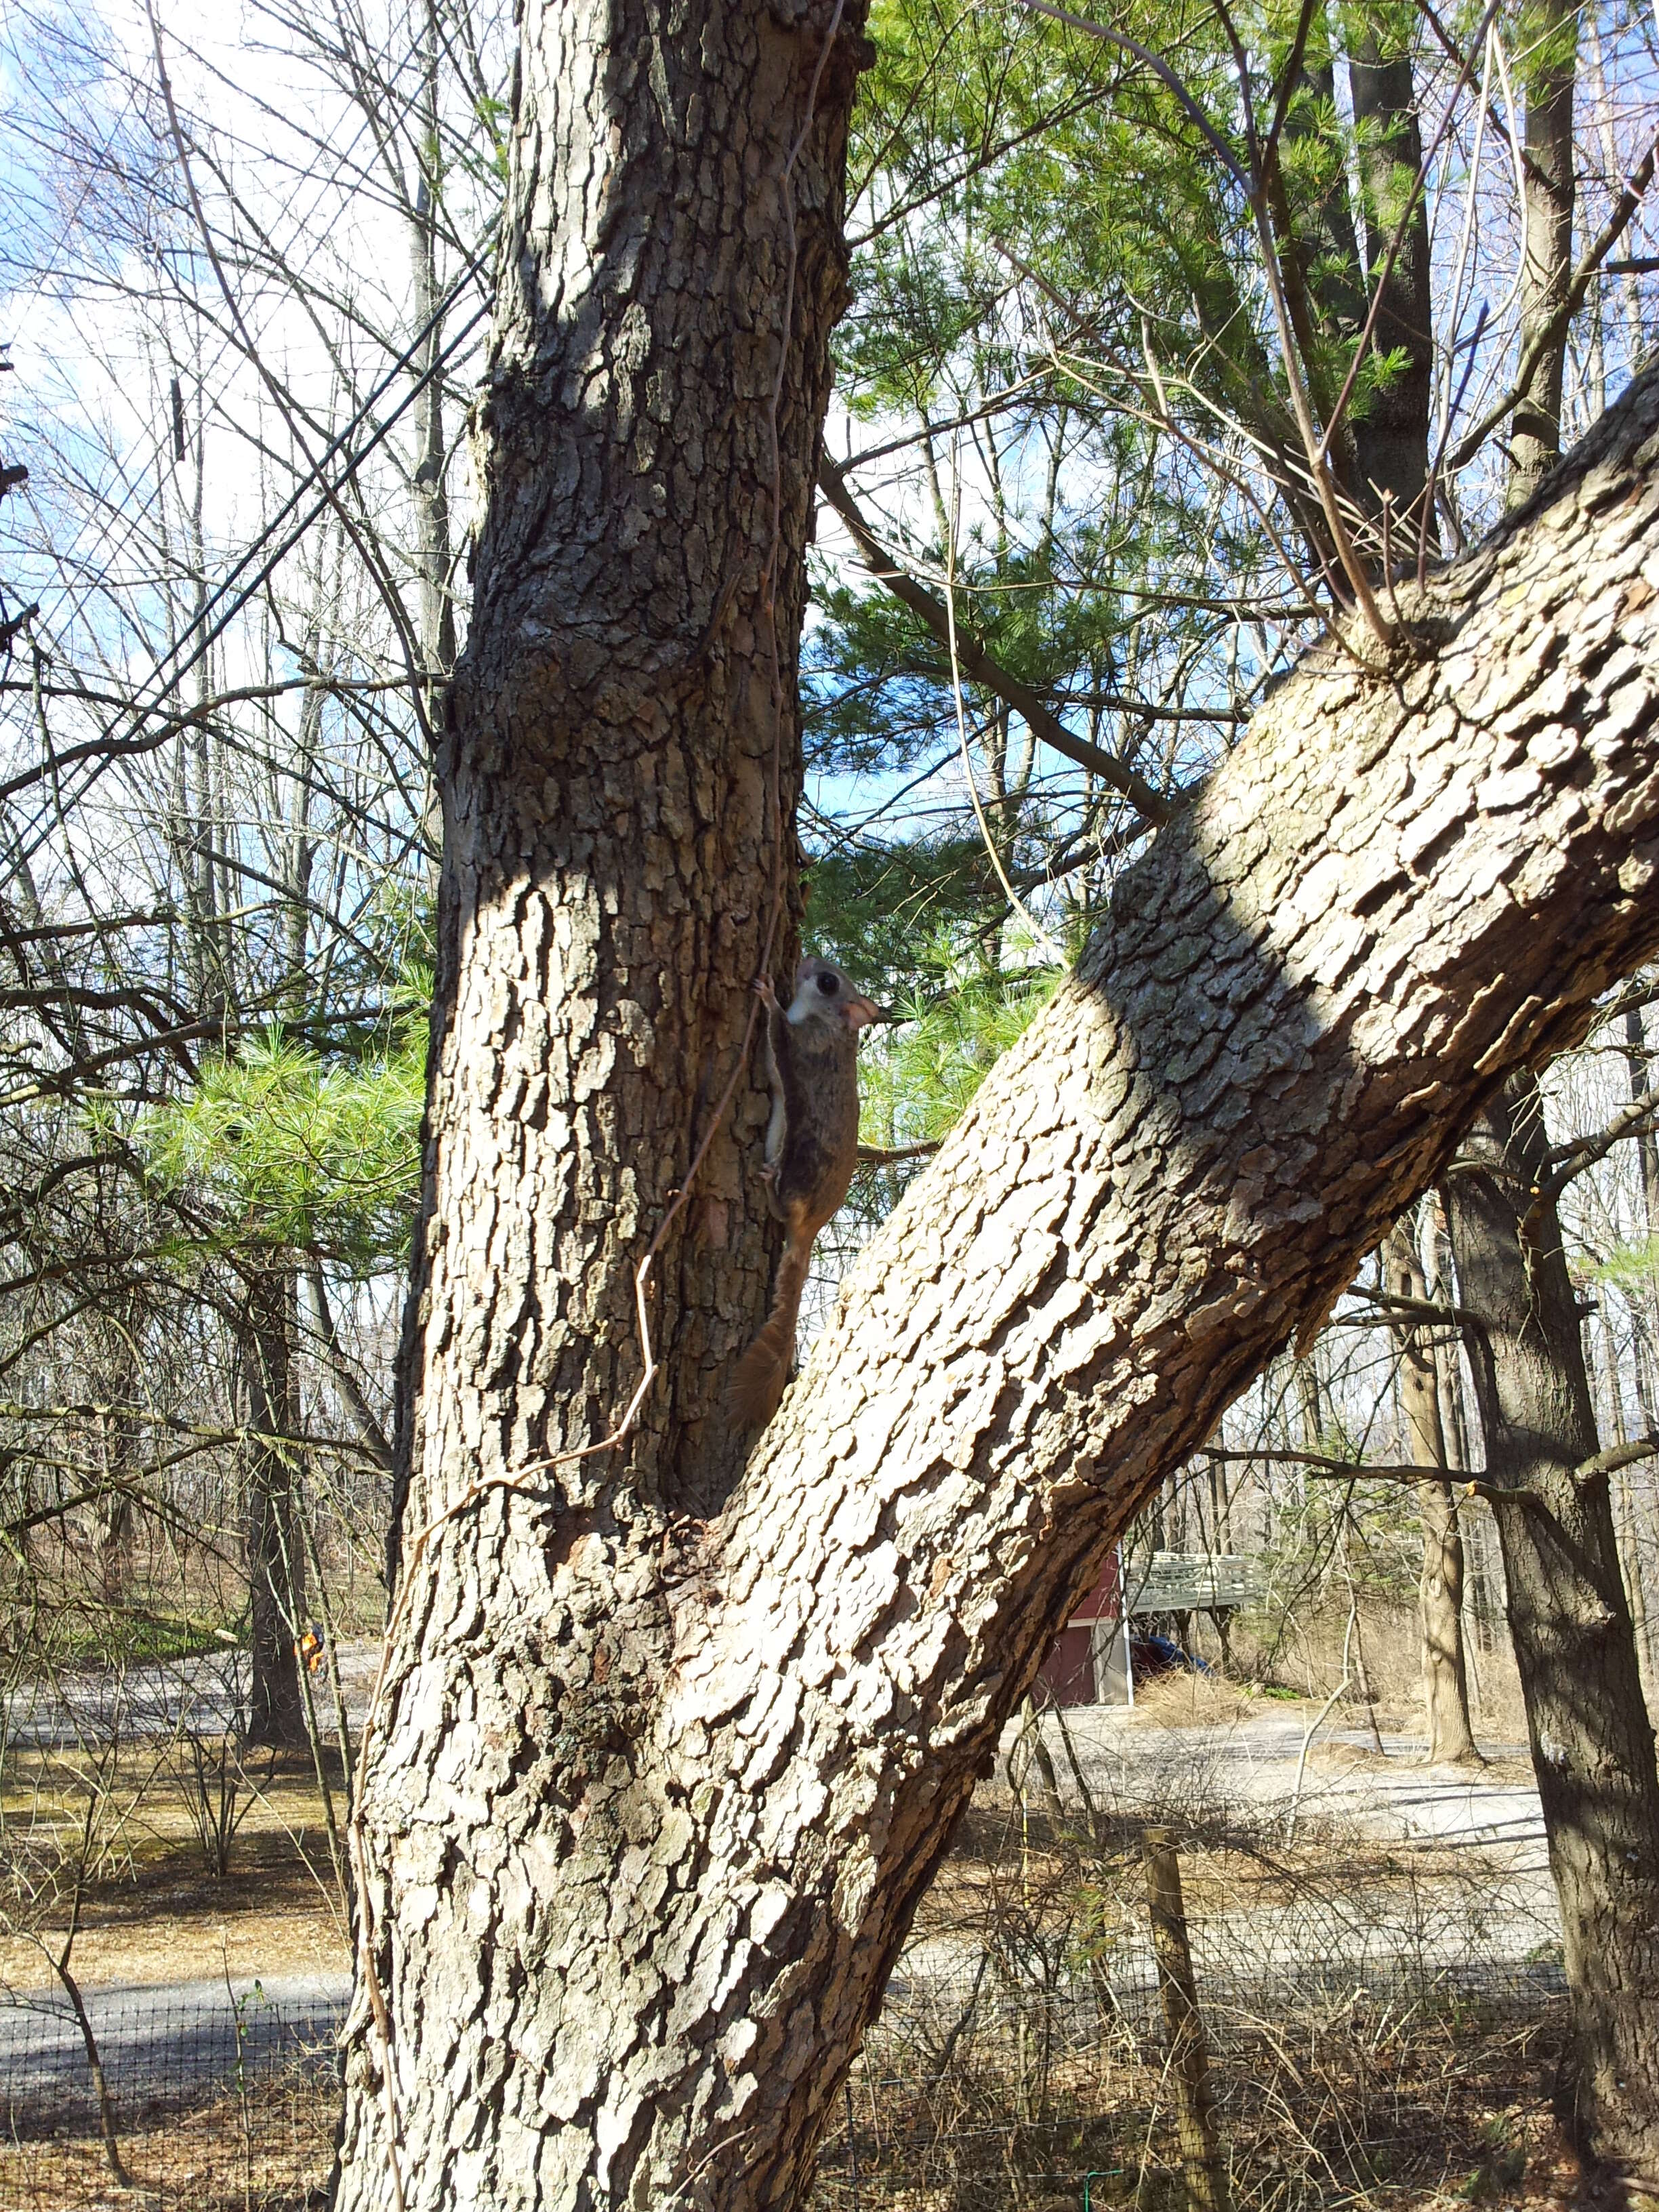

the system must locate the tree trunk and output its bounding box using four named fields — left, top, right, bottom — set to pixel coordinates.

left=243, top=1263, right=306, bottom=1749
left=1622, top=1006, right=1659, bottom=1236
left=330, top=0, right=1659, bottom=2187
left=1446, top=1072, right=1659, bottom=2191
left=1507, top=0, right=1580, bottom=508
left=94, top=1439, right=134, bottom=1611
left=1345, top=24, right=1434, bottom=542
left=1384, top=1216, right=1479, bottom=1764
left=409, top=0, right=456, bottom=705
left=91, top=1311, right=142, bottom=1610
